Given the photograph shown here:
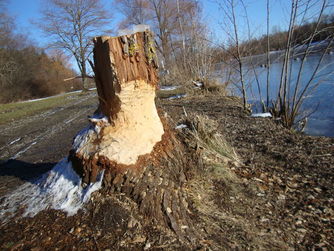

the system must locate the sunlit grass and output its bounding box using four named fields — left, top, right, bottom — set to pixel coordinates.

left=188, top=114, right=239, bottom=165
left=0, top=92, right=82, bottom=125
